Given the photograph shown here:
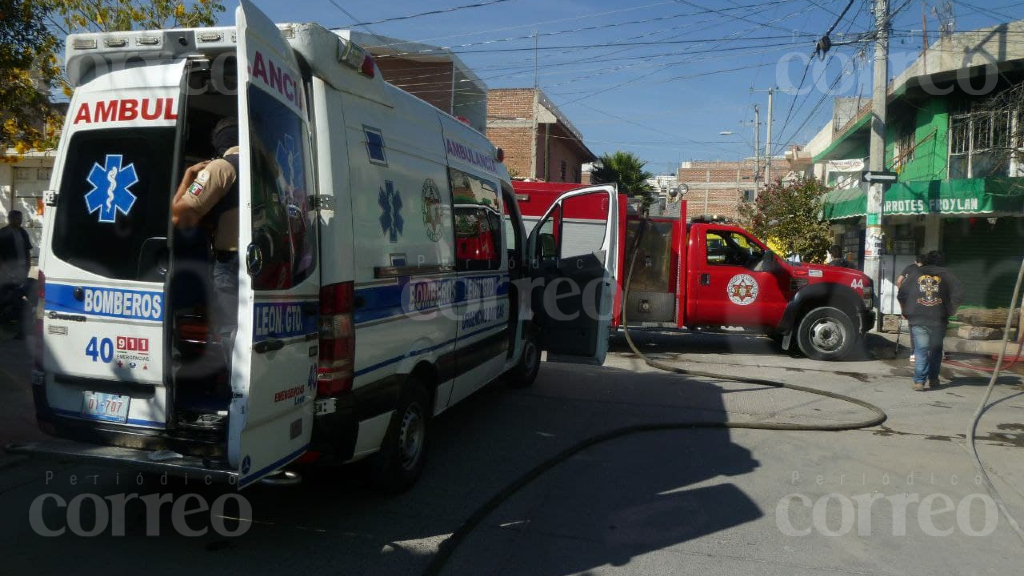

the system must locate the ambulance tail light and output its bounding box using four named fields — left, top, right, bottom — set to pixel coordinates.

left=318, top=282, right=355, bottom=396
left=360, top=55, right=376, bottom=78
